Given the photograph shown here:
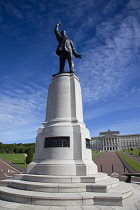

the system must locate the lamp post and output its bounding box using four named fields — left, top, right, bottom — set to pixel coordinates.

left=137, top=143, right=140, bottom=156
left=24, top=153, right=28, bottom=166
